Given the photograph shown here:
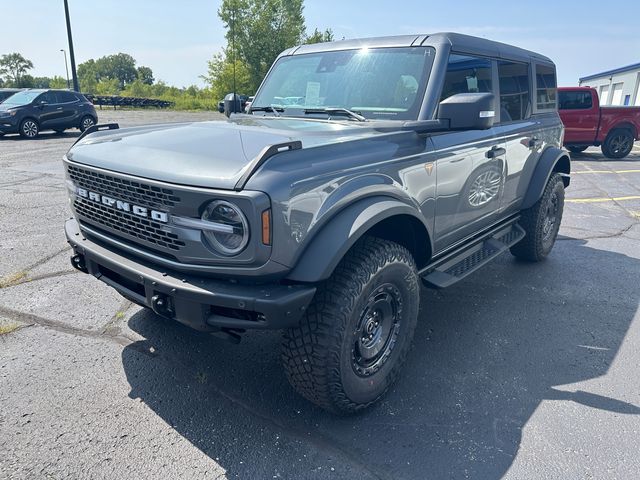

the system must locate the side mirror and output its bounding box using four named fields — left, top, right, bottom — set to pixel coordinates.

left=437, top=93, right=495, bottom=130
left=223, top=93, right=241, bottom=118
